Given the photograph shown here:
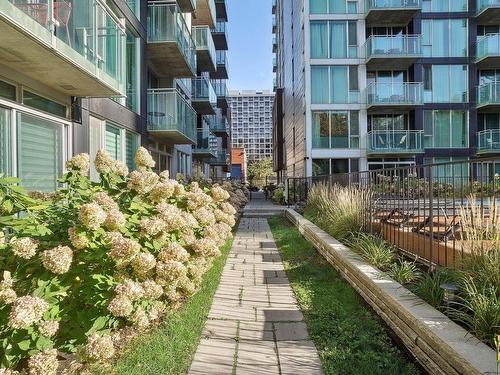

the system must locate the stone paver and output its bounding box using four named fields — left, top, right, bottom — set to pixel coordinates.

left=189, top=192, right=323, bottom=374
